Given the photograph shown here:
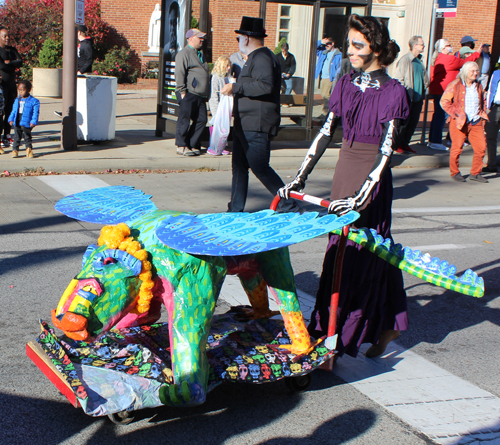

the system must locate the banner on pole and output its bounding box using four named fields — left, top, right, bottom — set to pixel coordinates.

left=436, top=0, right=457, bottom=18
left=75, top=0, right=85, bottom=25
